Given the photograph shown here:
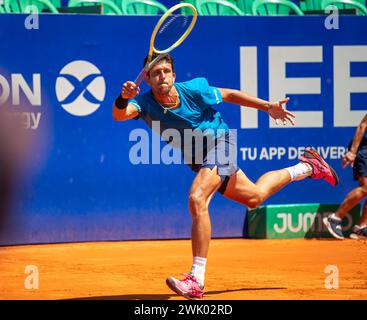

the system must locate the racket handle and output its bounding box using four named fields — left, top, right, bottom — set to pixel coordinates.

left=134, top=53, right=167, bottom=85
left=134, top=69, right=147, bottom=86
